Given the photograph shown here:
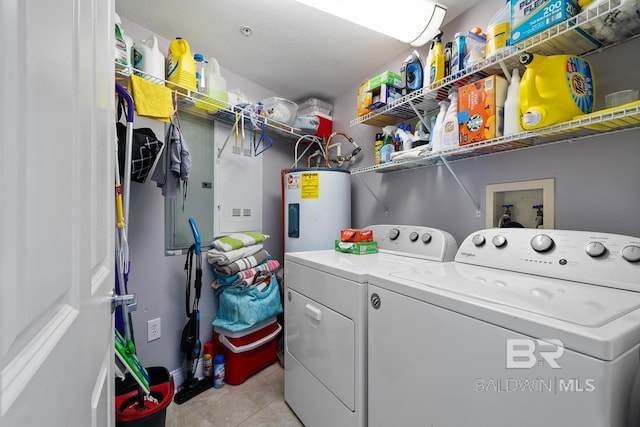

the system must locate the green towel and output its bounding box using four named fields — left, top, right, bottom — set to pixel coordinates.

left=211, top=232, right=269, bottom=252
